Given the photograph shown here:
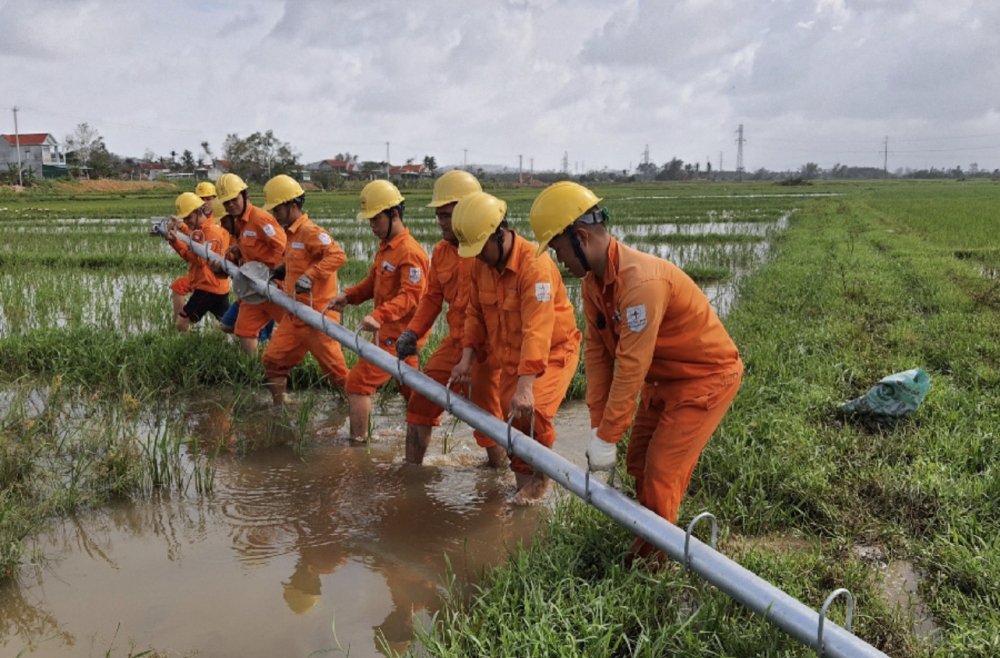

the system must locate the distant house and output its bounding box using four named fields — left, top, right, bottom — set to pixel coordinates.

left=308, top=159, right=359, bottom=178
left=122, top=162, right=171, bottom=181
left=388, top=163, right=430, bottom=178
left=0, top=133, right=64, bottom=178
left=207, top=159, right=230, bottom=181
